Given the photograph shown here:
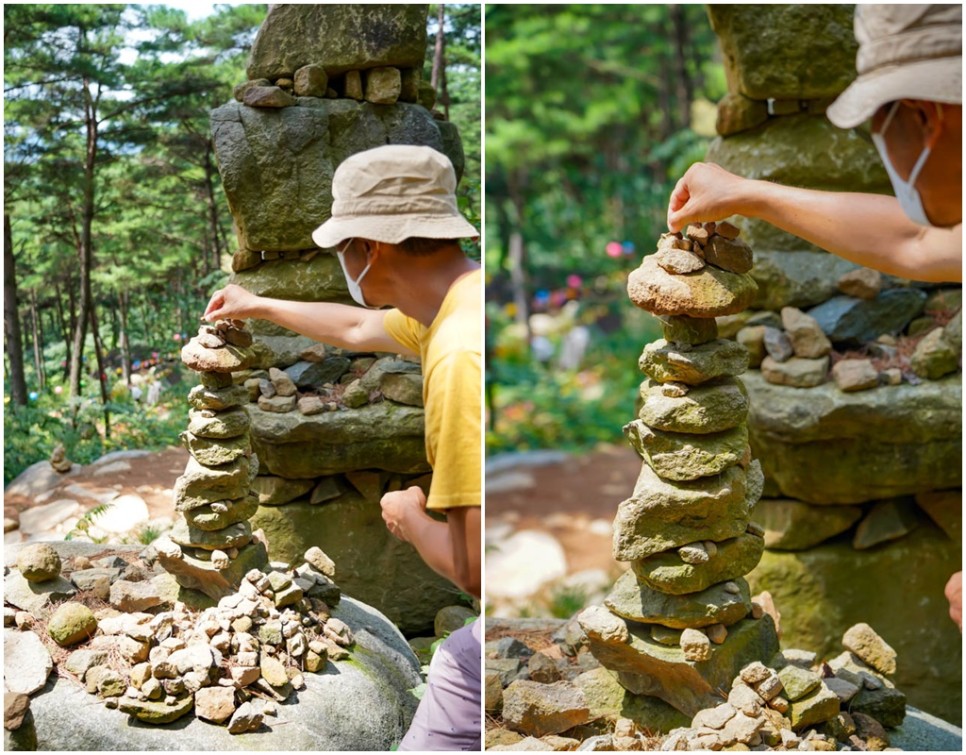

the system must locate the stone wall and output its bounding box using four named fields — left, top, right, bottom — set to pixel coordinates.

left=706, top=4, right=961, bottom=724
left=210, top=4, right=469, bottom=634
